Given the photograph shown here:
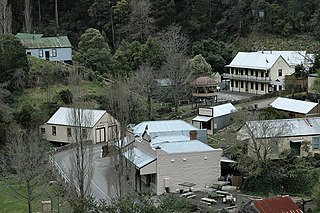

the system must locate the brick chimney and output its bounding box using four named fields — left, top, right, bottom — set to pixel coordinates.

left=189, top=130, right=197, bottom=140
